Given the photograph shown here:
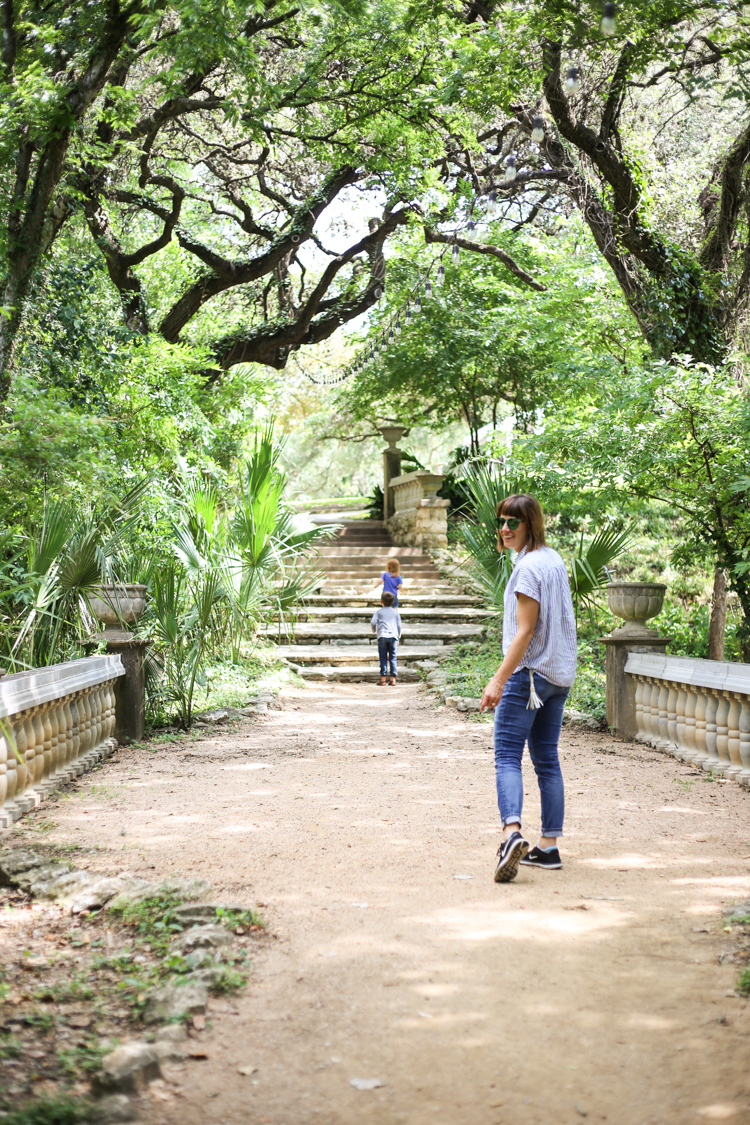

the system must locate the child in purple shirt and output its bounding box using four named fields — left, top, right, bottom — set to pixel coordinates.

left=372, top=559, right=403, bottom=606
